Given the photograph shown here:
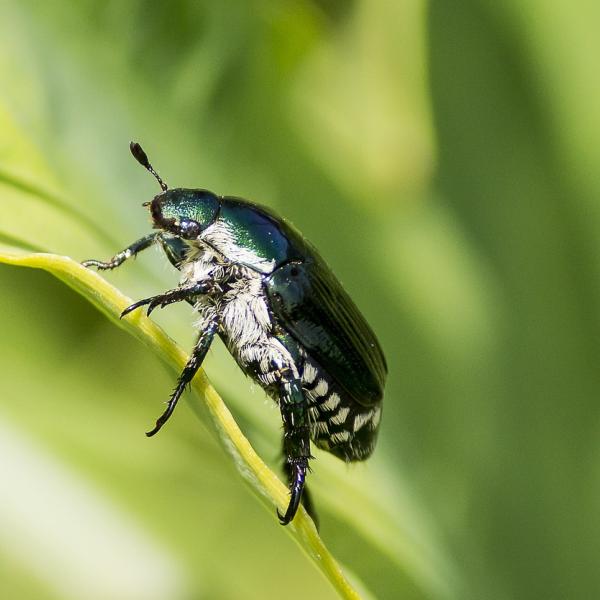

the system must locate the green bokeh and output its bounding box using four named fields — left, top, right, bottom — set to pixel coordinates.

left=1, top=1, right=599, bottom=599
